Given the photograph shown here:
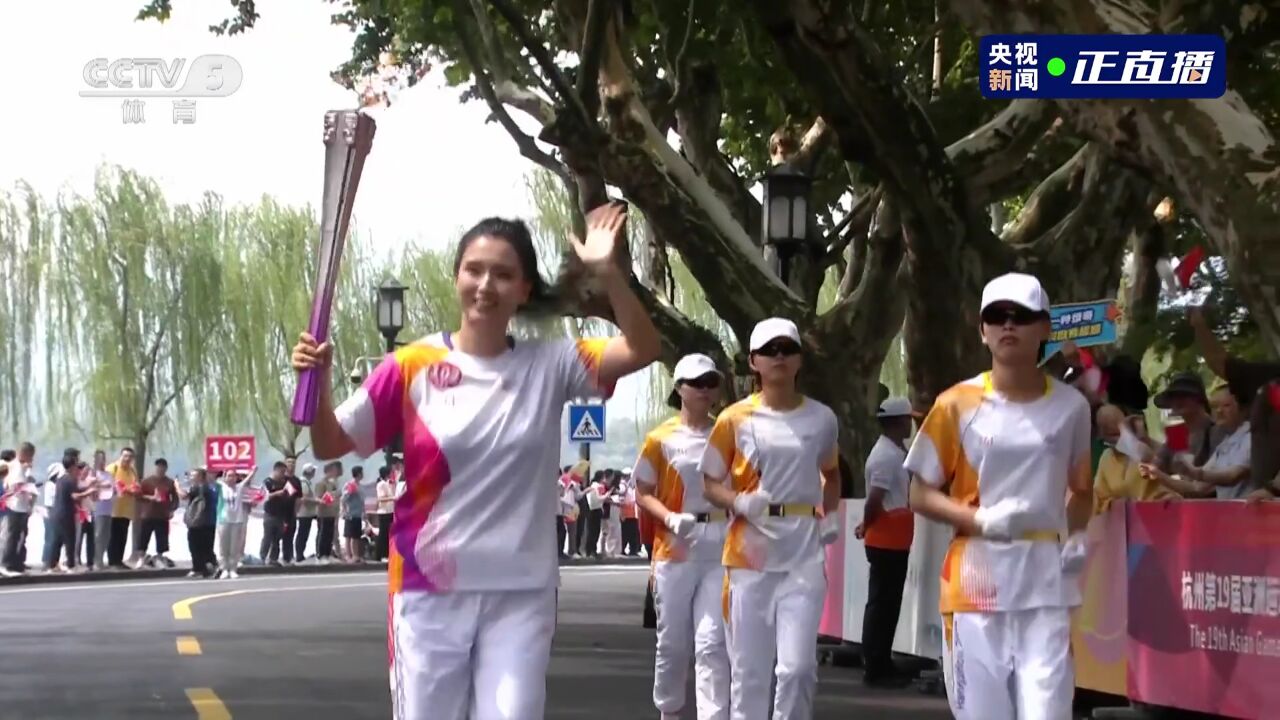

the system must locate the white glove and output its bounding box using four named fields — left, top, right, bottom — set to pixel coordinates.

left=663, top=512, right=698, bottom=541
left=819, top=514, right=840, bottom=546
left=972, top=497, right=1033, bottom=541
left=732, top=490, right=773, bottom=519
left=1060, top=533, right=1088, bottom=577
